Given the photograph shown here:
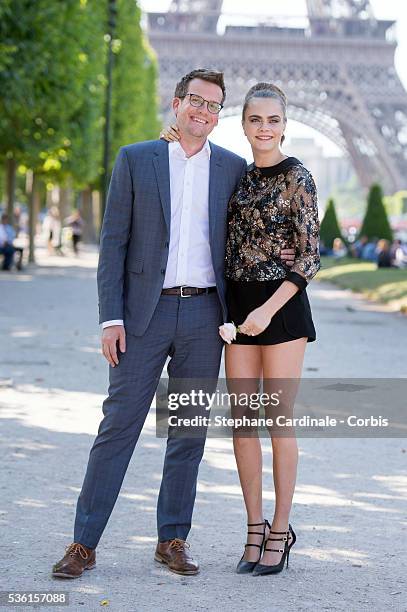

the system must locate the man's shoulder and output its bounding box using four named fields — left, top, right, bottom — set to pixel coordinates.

left=209, top=141, right=246, bottom=165
left=120, top=139, right=165, bottom=159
